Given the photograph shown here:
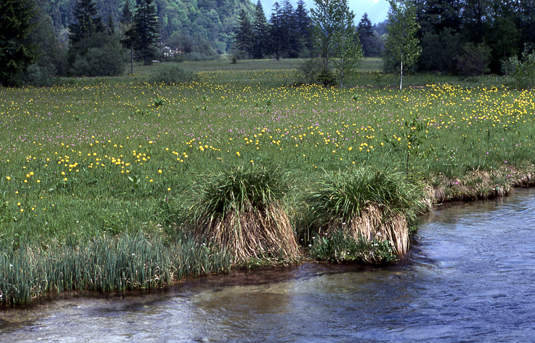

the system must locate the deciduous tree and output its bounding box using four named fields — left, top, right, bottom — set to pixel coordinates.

left=384, top=0, right=421, bottom=90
